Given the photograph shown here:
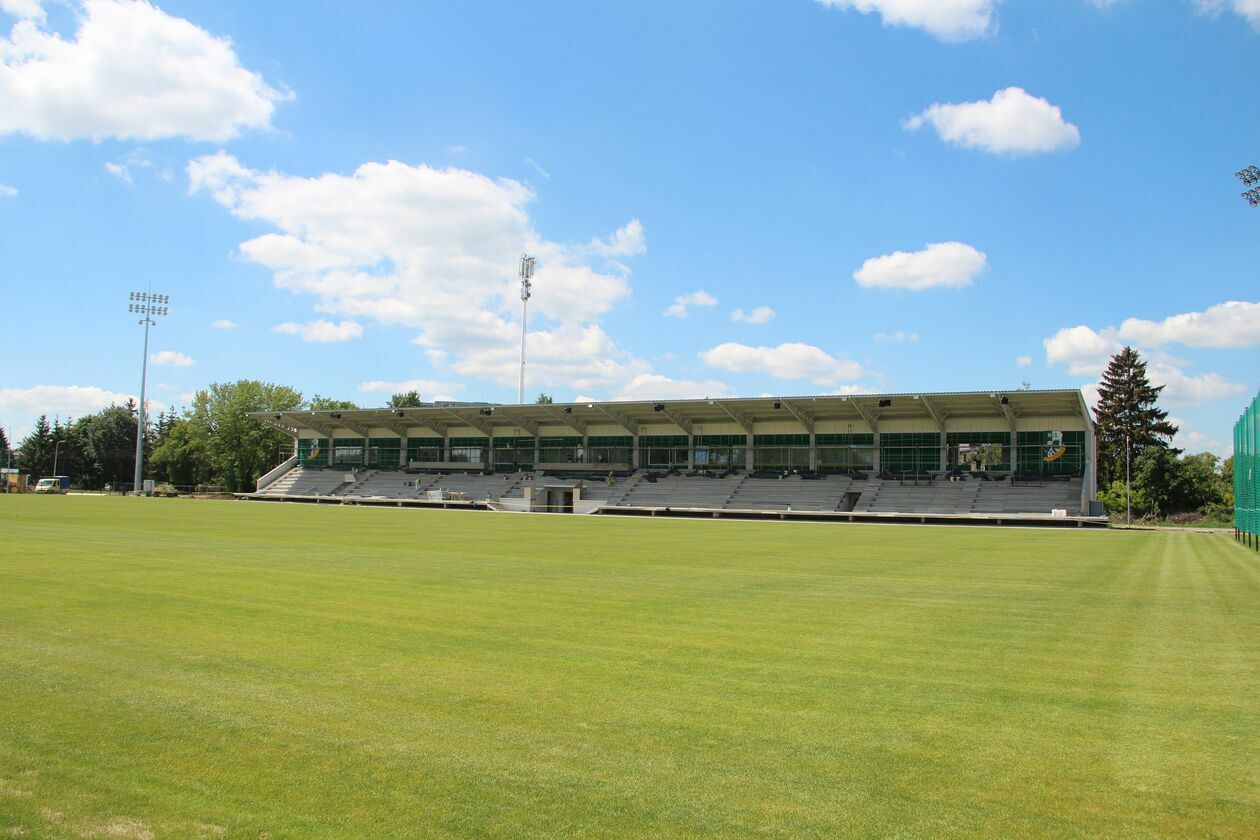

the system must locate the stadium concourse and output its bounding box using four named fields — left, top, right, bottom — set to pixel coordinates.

left=245, top=389, right=1104, bottom=526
